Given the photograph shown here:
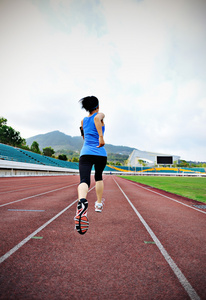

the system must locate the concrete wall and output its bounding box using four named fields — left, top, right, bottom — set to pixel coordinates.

left=0, top=159, right=79, bottom=177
